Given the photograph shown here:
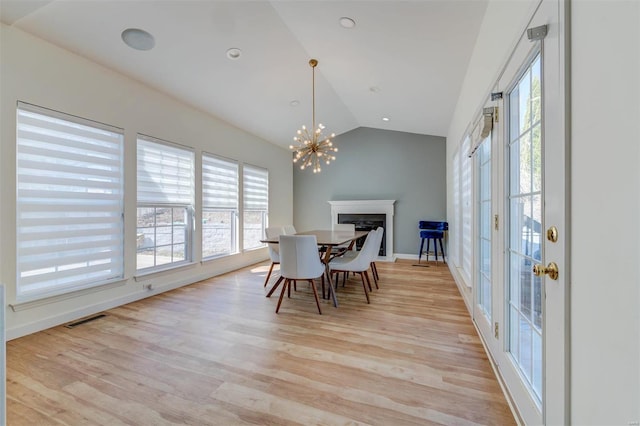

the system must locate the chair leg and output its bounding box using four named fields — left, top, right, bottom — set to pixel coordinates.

left=309, top=279, right=322, bottom=315
left=359, top=272, right=370, bottom=303
left=369, top=263, right=377, bottom=286
left=418, top=238, right=425, bottom=263
left=372, top=262, right=379, bottom=281
left=369, top=264, right=379, bottom=289
left=426, top=239, right=431, bottom=262
left=263, top=262, right=276, bottom=287
left=266, top=276, right=284, bottom=298
left=276, top=279, right=289, bottom=313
